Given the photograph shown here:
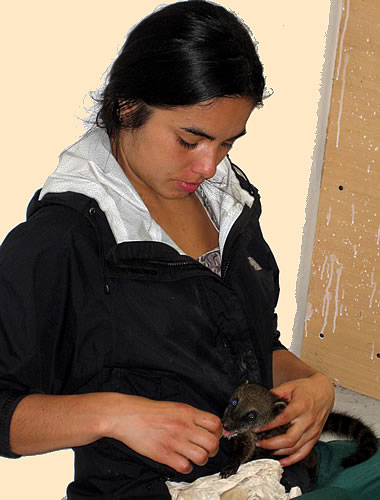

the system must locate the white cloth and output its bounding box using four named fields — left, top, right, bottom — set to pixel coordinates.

left=166, top=460, right=302, bottom=500
left=39, top=127, right=254, bottom=256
